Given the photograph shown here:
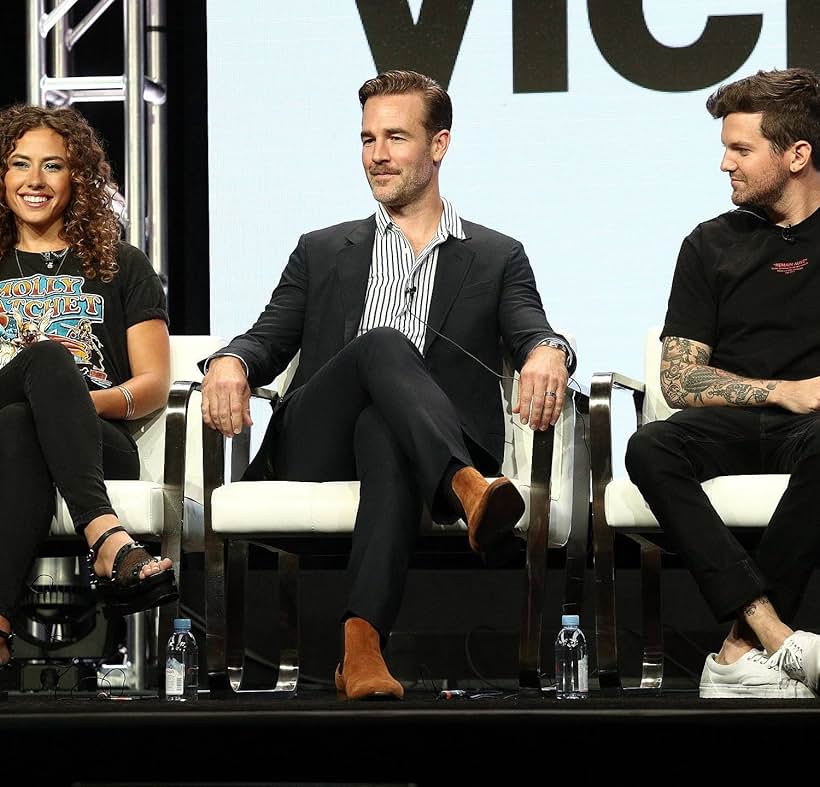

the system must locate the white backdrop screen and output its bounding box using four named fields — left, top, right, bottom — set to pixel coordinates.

left=206, top=2, right=802, bottom=455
